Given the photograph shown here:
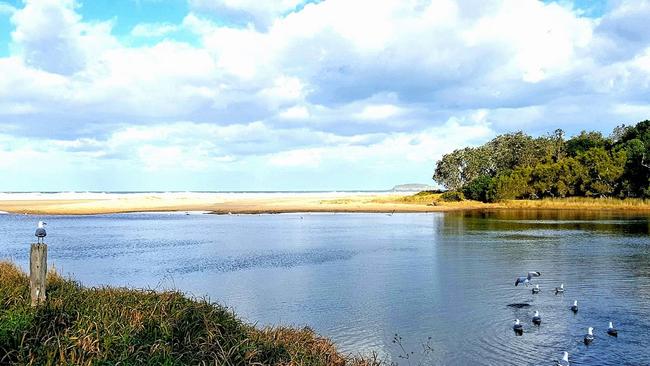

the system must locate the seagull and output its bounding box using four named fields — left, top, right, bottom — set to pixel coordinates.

left=555, top=351, right=570, bottom=366
left=532, top=310, right=541, bottom=326
left=515, top=271, right=541, bottom=286
left=513, top=319, right=523, bottom=335
left=607, top=322, right=618, bottom=337
left=584, top=327, right=594, bottom=345
left=35, top=221, right=47, bottom=244
left=532, top=284, right=540, bottom=294
left=555, top=283, right=565, bottom=294
left=570, top=300, right=578, bottom=313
